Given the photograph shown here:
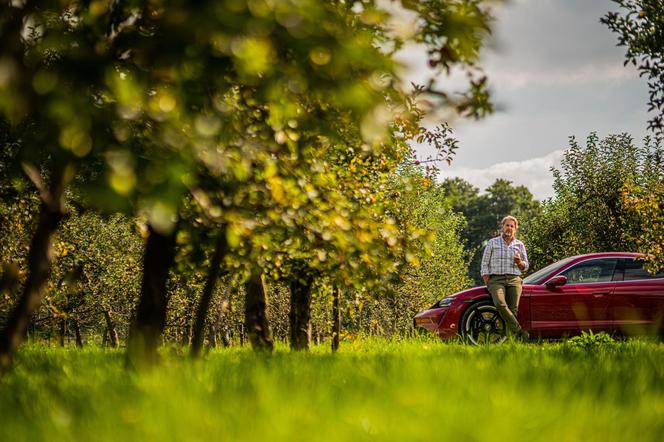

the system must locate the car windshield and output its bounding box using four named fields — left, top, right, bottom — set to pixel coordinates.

left=523, top=256, right=577, bottom=284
